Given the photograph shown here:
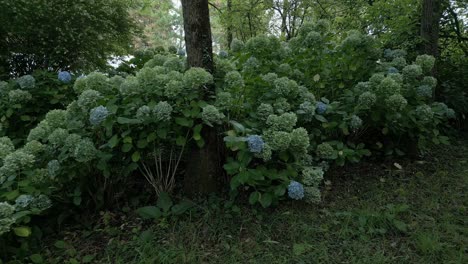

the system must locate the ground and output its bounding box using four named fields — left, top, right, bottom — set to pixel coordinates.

left=41, top=136, right=467, bottom=264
